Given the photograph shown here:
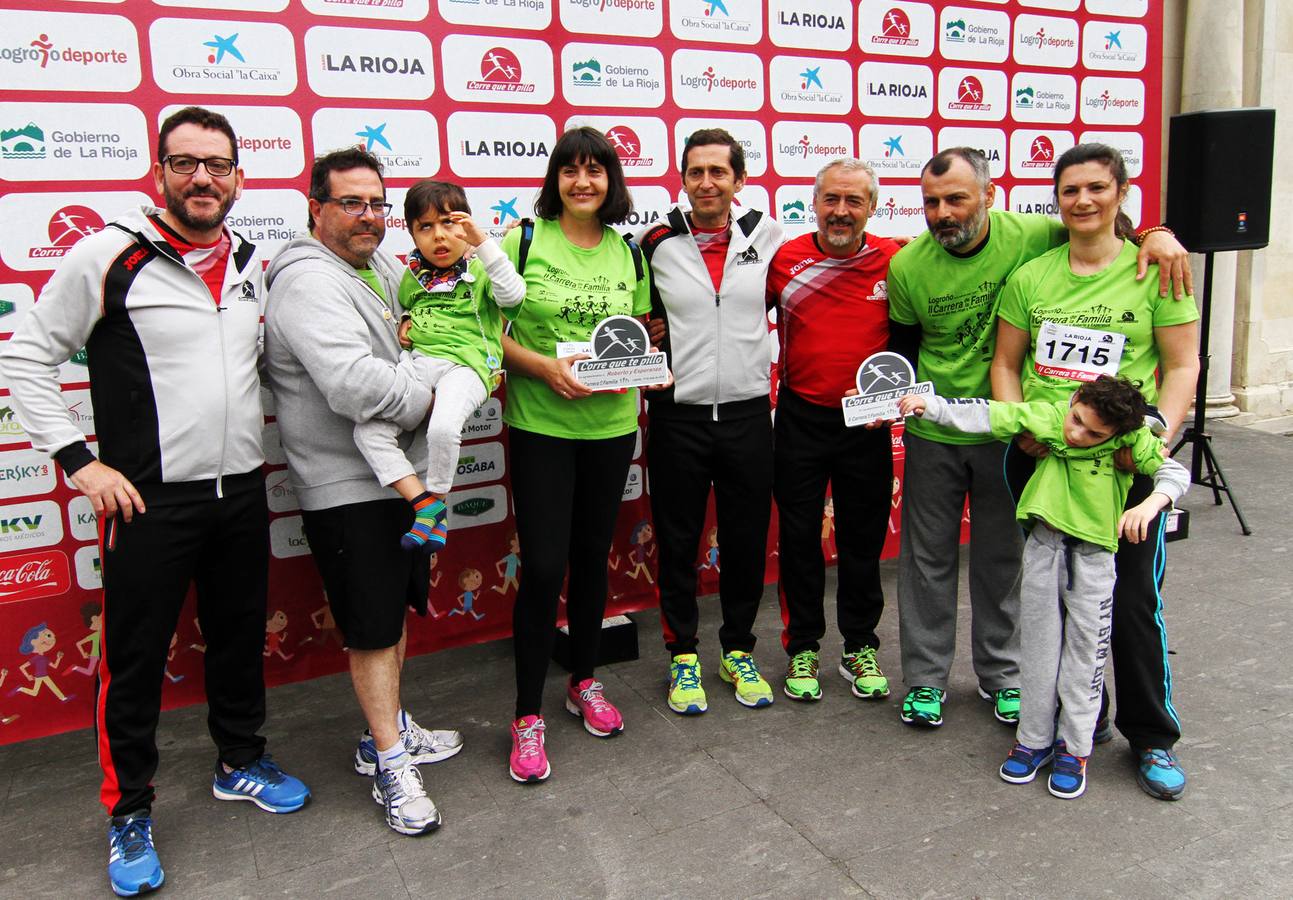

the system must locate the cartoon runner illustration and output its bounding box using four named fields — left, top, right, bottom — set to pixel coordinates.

left=449, top=568, right=486, bottom=620
left=68, top=601, right=103, bottom=676
left=263, top=611, right=294, bottom=661
left=888, top=475, right=902, bottom=535
left=427, top=552, right=445, bottom=618
left=164, top=633, right=185, bottom=683
left=622, top=520, right=656, bottom=583
left=821, top=496, right=837, bottom=561
left=189, top=617, right=207, bottom=653
left=0, top=670, right=19, bottom=723
left=696, top=525, right=720, bottom=574
left=492, top=532, right=521, bottom=595
left=304, top=601, right=346, bottom=650
left=10, top=623, right=72, bottom=702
